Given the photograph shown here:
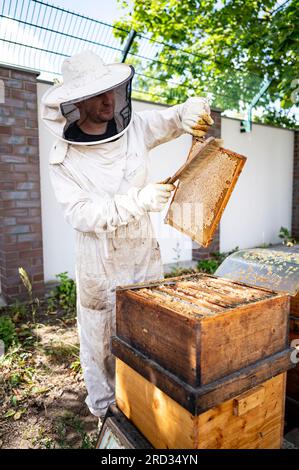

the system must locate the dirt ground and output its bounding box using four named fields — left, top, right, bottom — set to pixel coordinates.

left=0, top=307, right=99, bottom=449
